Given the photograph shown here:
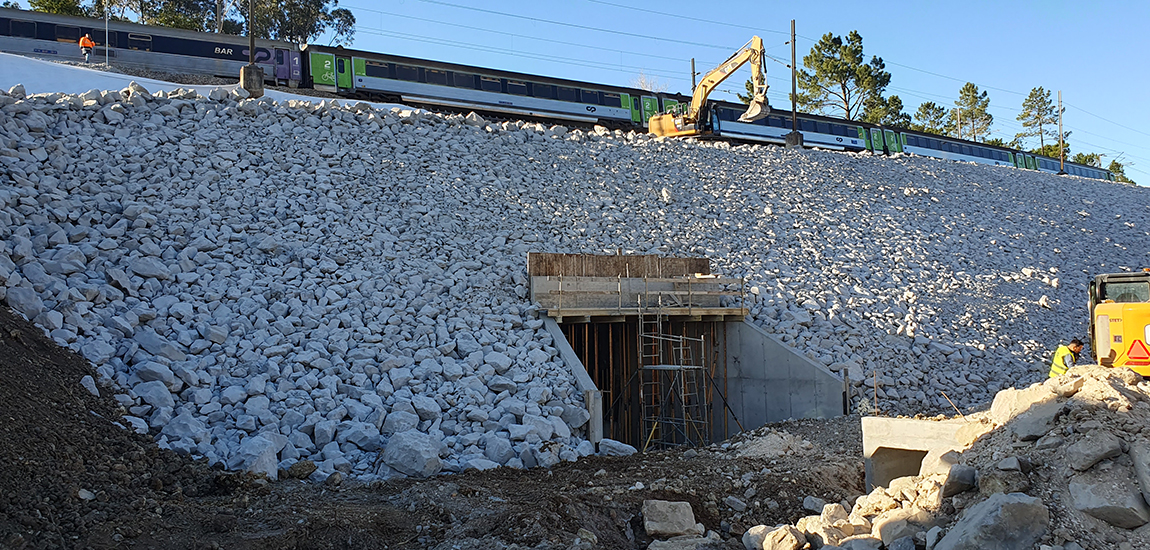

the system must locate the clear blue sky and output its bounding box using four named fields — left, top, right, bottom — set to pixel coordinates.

left=336, top=0, right=1150, bottom=181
